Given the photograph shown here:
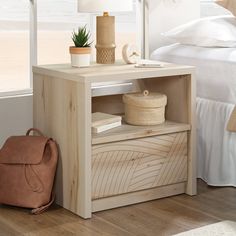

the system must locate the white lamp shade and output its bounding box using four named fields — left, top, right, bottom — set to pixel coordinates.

left=78, top=0, right=133, bottom=13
